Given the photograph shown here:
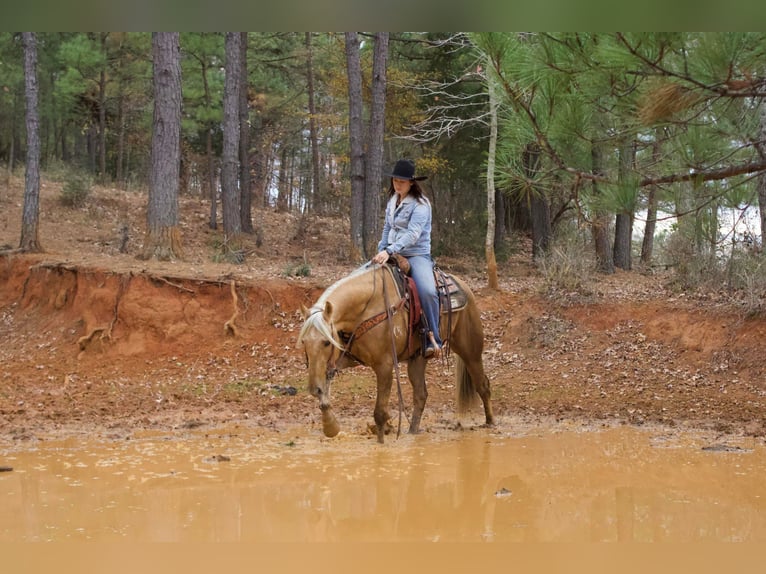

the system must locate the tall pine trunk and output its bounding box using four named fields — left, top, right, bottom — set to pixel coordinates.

left=221, top=32, right=242, bottom=253
left=485, top=58, right=499, bottom=289
left=613, top=138, right=636, bottom=270
left=20, top=32, right=42, bottom=253
left=345, top=32, right=365, bottom=260
left=758, top=98, right=766, bottom=251
left=640, top=133, right=661, bottom=265
left=363, top=33, right=388, bottom=259
left=591, top=143, right=614, bottom=274
left=306, top=32, right=322, bottom=214
left=140, top=32, right=183, bottom=261
left=524, top=143, right=550, bottom=260
left=239, top=32, right=254, bottom=234
left=98, top=33, right=108, bottom=183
